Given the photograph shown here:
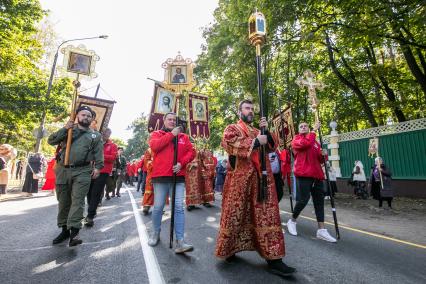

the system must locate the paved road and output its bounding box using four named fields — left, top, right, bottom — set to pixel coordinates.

left=1, top=186, right=425, bottom=284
